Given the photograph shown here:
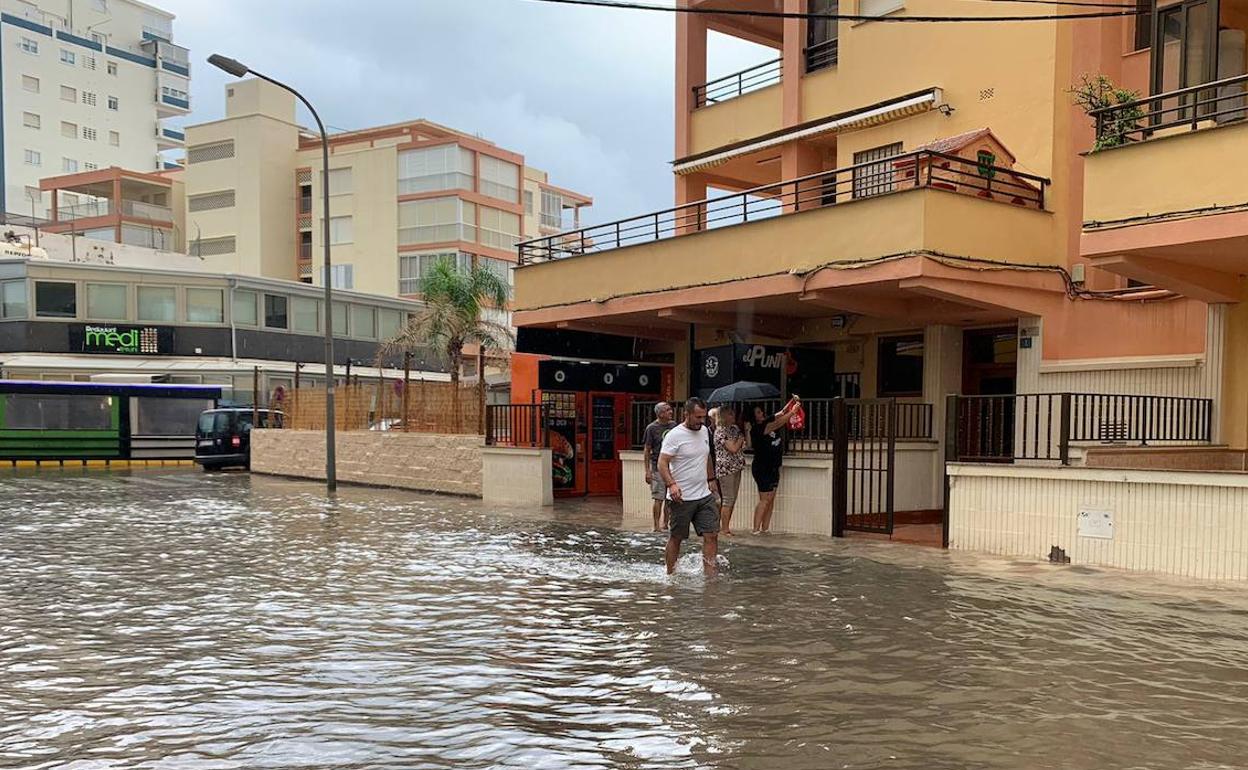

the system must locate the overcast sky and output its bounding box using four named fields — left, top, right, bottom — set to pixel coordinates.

left=161, top=0, right=768, bottom=224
